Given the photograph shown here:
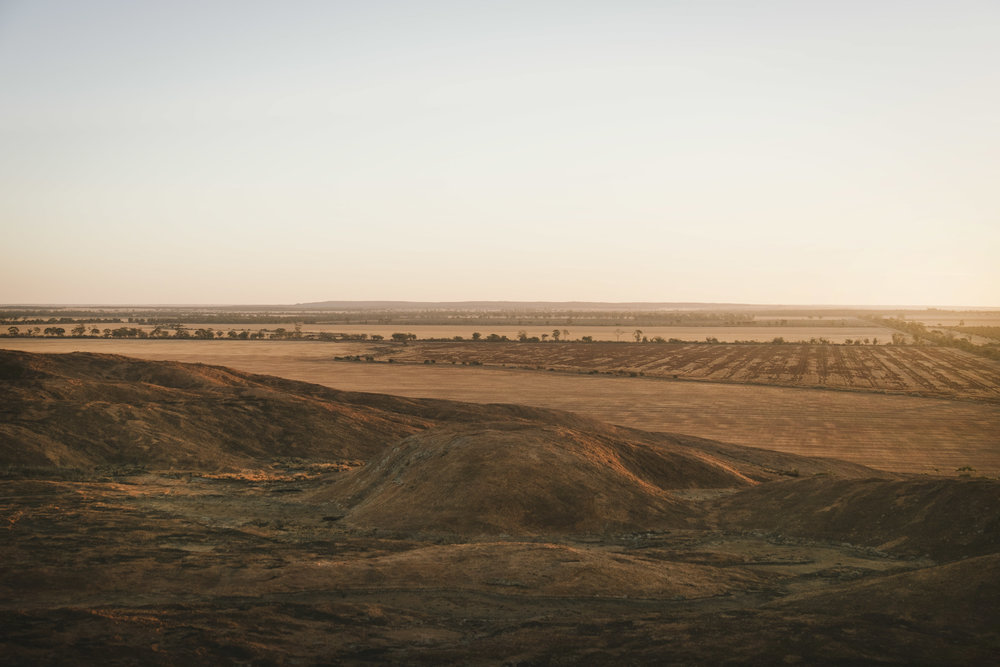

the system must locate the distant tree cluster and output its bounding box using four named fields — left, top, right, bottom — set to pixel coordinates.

left=868, top=317, right=1000, bottom=361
